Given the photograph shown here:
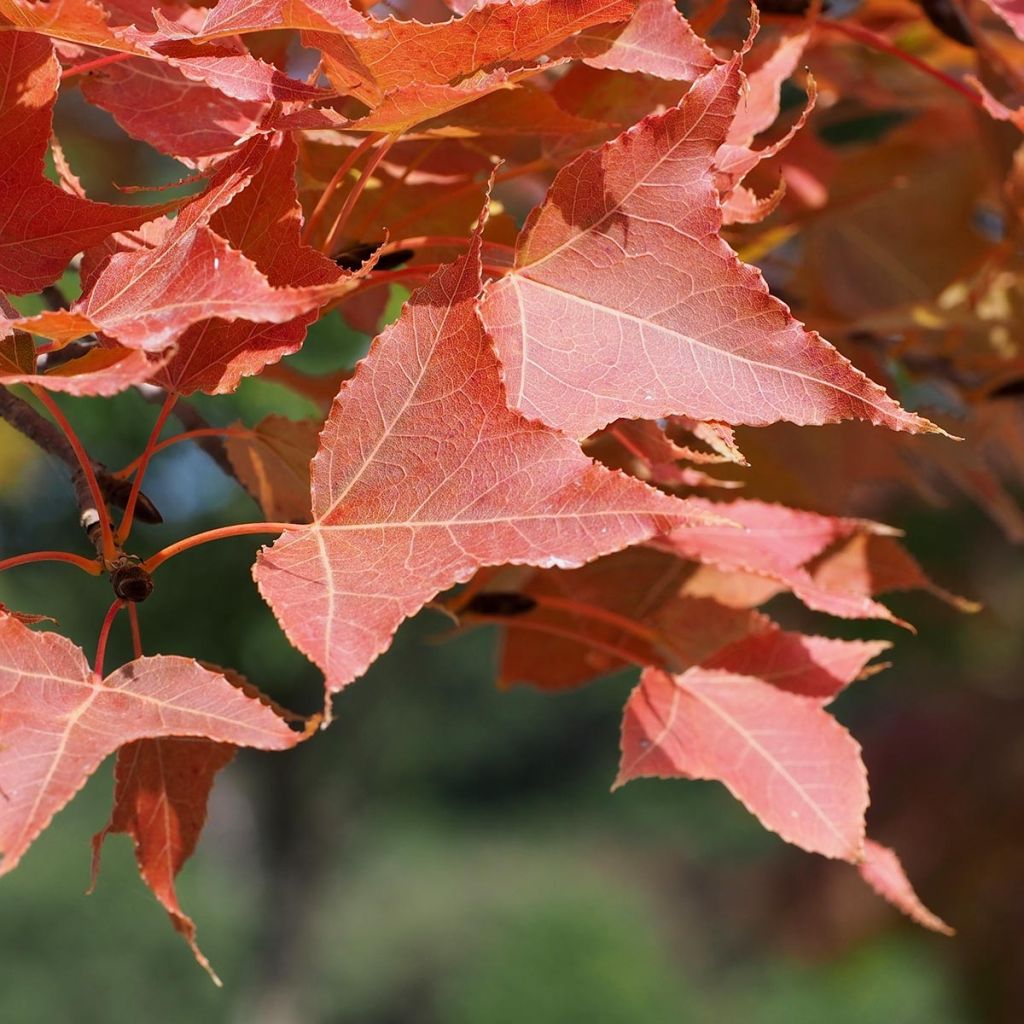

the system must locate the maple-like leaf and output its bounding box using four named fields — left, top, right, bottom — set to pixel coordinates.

left=560, top=0, right=717, bottom=80
left=312, top=0, right=635, bottom=104
left=81, top=57, right=269, bottom=164
left=0, top=613, right=303, bottom=877
left=617, top=666, right=869, bottom=859
left=153, top=134, right=341, bottom=393
left=15, top=136, right=350, bottom=352
left=92, top=738, right=235, bottom=984
left=190, top=0, right=372, bottom=41
left=0, top=31, right=173, bottom=293
left=480, top=57, right=938, bottom=438
left=654, top=499, right=904, bottom=622
left=702, top=629, right=890, bottom=702
left=484, top=547, right=763, bottom=690
left=255, top=235, right=714, bottom=694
